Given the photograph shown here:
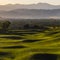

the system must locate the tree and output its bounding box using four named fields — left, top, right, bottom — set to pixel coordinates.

left=24, top=24, right=30, bottom=29
left=32, top=25, right=40, bottom=29
left=2, top=21, right=11, bottom=30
